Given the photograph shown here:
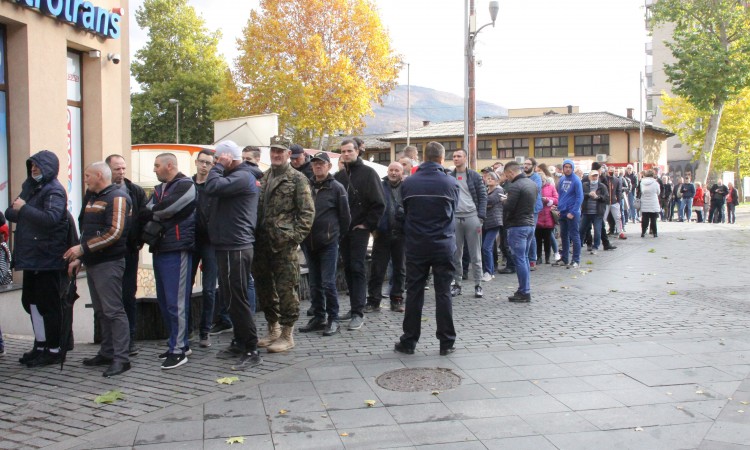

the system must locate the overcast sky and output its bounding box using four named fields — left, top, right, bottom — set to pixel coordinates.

left=129, top=0, right=650, bottom=116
